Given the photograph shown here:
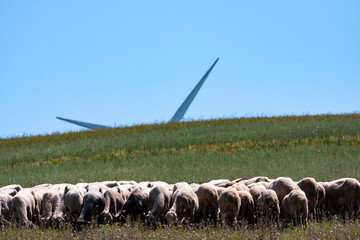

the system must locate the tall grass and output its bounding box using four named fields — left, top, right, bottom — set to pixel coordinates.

left=0, top=114, right=359, bottom=187
left=2, top=220, right=360, bottom=239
